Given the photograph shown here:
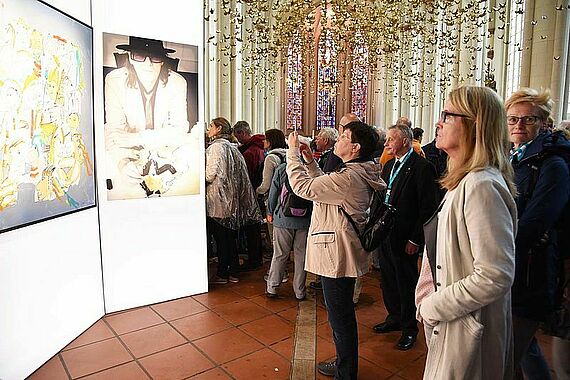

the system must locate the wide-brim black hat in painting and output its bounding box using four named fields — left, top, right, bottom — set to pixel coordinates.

left=116, top=36, right=176, bottom=56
